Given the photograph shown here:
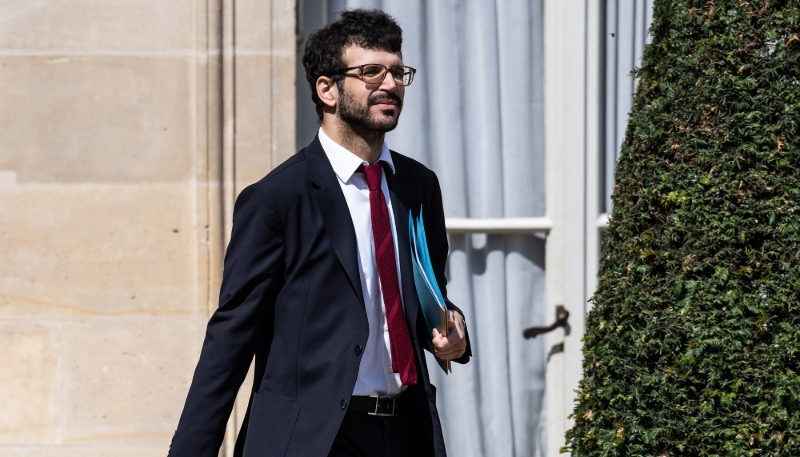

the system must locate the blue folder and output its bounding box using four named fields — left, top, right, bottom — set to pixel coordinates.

left=409, top=211, right=451, bottom=374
